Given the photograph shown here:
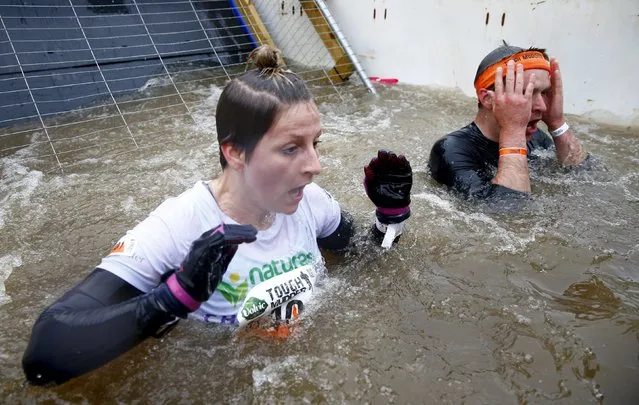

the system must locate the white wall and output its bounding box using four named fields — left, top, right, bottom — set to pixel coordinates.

left=324, top=0, right=639, bottom=124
